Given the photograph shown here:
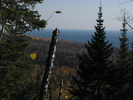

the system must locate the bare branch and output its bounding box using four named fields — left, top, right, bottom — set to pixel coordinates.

left=118, top=0, right=133, bottom=5
left=115, top=8, right=133, bottom=30
left=126, top=22, right=133, bottom=30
